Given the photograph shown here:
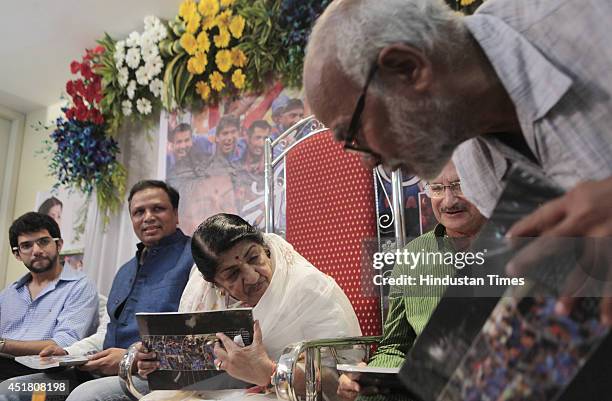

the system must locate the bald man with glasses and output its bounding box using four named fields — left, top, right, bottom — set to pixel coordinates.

left=0, top=212, right=98, bottom=380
